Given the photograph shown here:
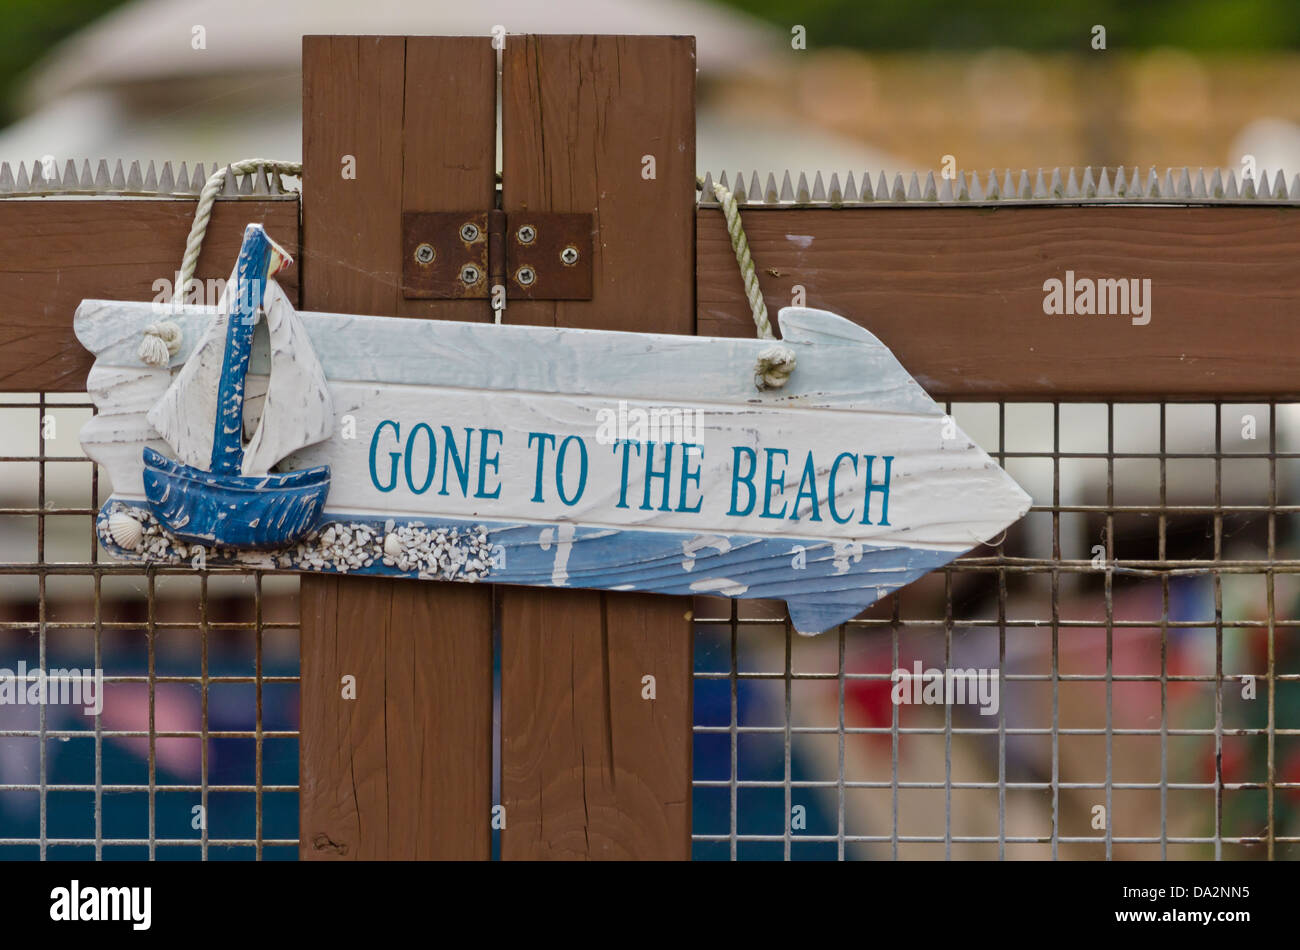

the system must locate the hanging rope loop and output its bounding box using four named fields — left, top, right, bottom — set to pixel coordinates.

left=702, top=177, right=796, bottom=390
left=141, top=160, right=302, bottom=367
